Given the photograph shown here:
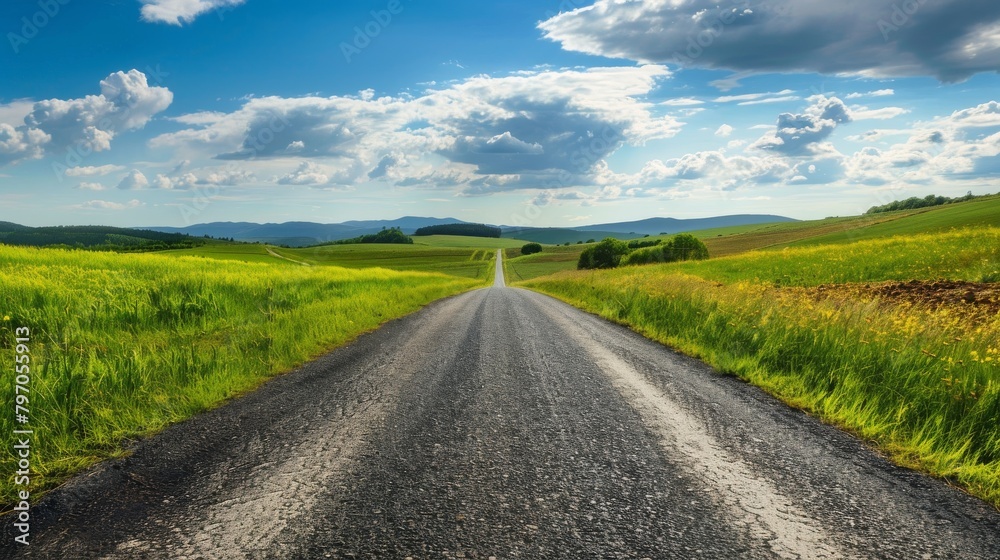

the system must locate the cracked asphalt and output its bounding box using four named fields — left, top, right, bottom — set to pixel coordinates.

left=3, top=250, right=1000, bottom=559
